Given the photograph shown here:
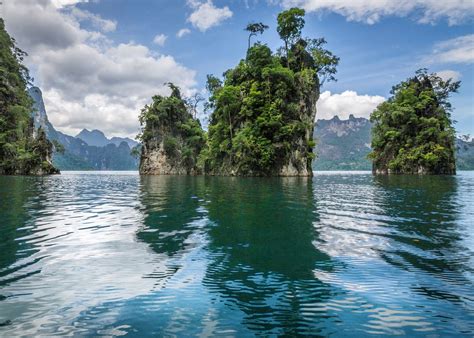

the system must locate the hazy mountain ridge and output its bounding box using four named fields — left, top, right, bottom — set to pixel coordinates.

left=29, top=87, right=139, bottom=170
left=76, top=129, right=138, bottom=148
left=313, top=115, right=372, bottom=170
left=313, top=115, right=474, bottom=170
